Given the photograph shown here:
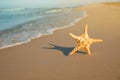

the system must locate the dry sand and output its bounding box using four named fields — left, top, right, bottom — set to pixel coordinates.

left=0, top=2, right=120, bottom=80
